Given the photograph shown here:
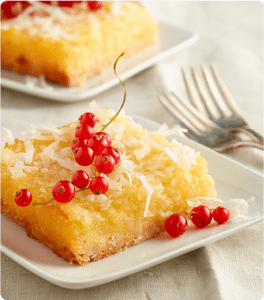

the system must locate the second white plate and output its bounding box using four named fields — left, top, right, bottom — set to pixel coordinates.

left=1, top=116, right=263, bottom=289
left=1, top=21, right=198, bottom=102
